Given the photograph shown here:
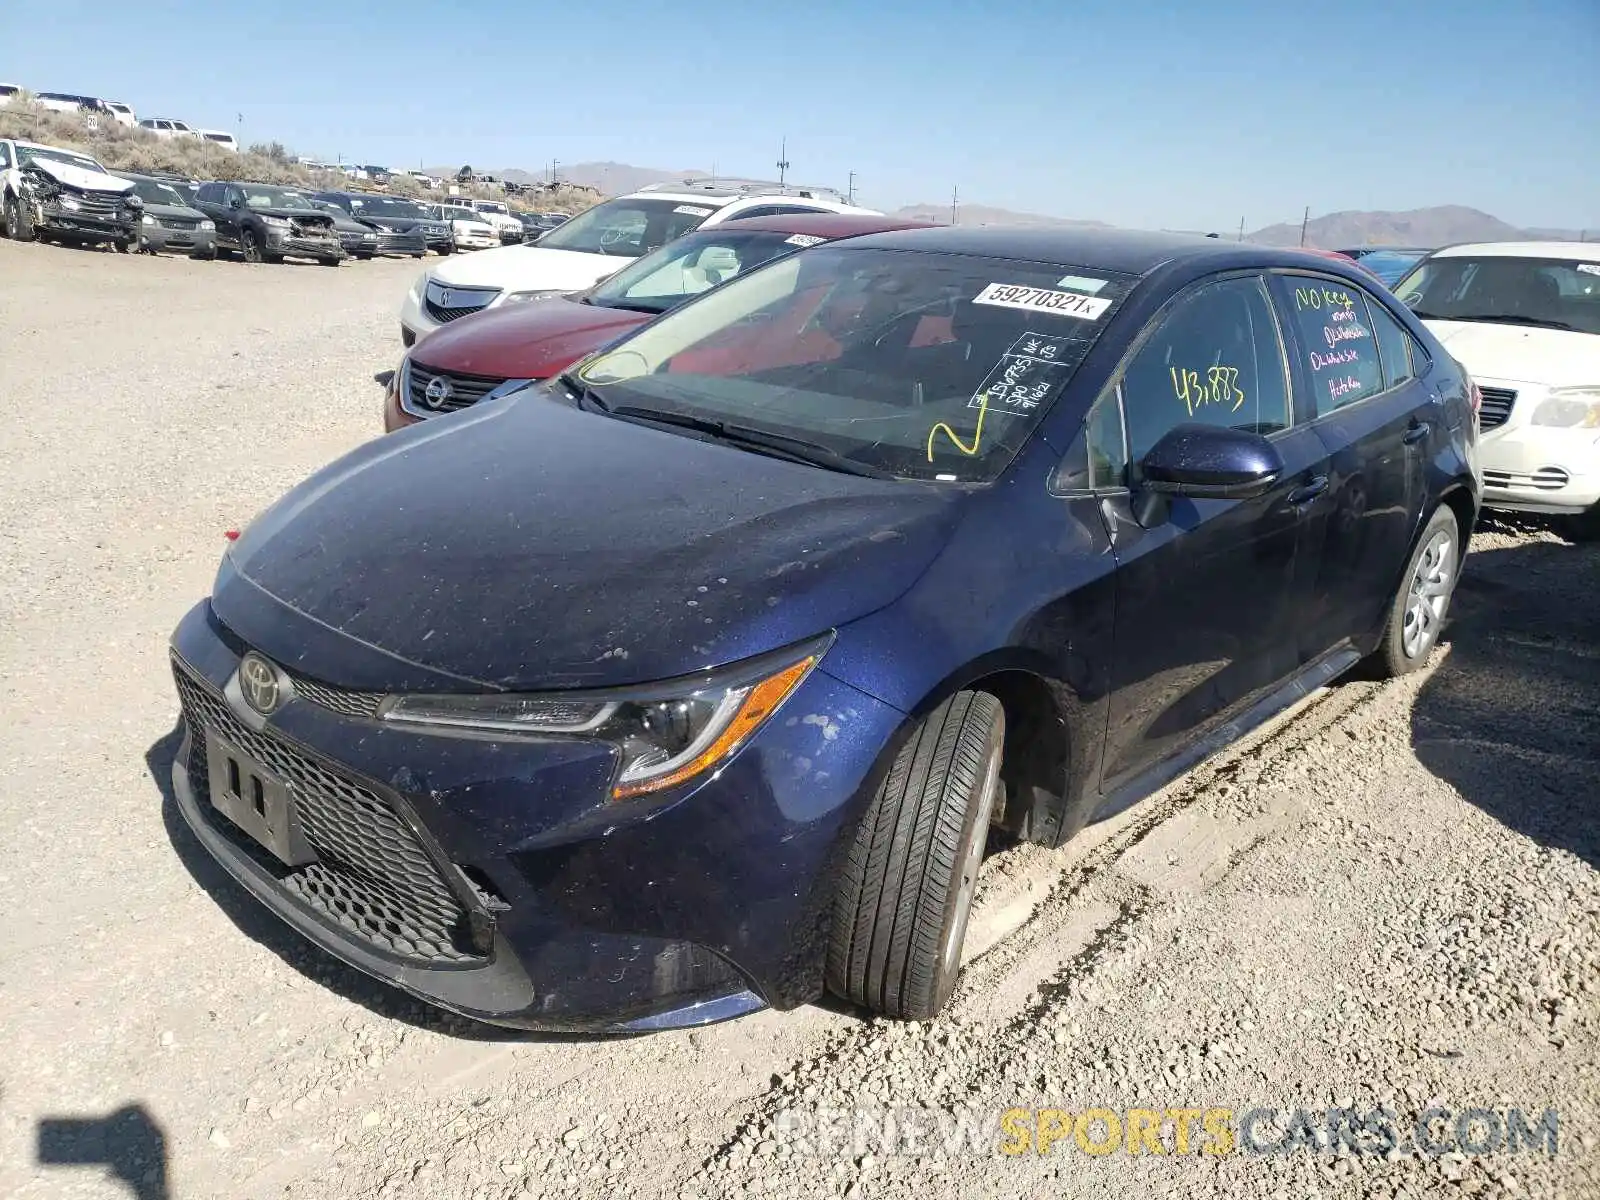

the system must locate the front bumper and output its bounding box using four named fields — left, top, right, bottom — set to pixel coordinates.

left=453, top=231, right=499, bottom=250
left=142, top=224, right=217, bottom=255
left=38, top=206, right=136, bottom=240
left=374, top=230, right=427, bottom=256
left=267, top=230, right=345, bottom=260
left=167, top=601, right=900, bottom=1030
